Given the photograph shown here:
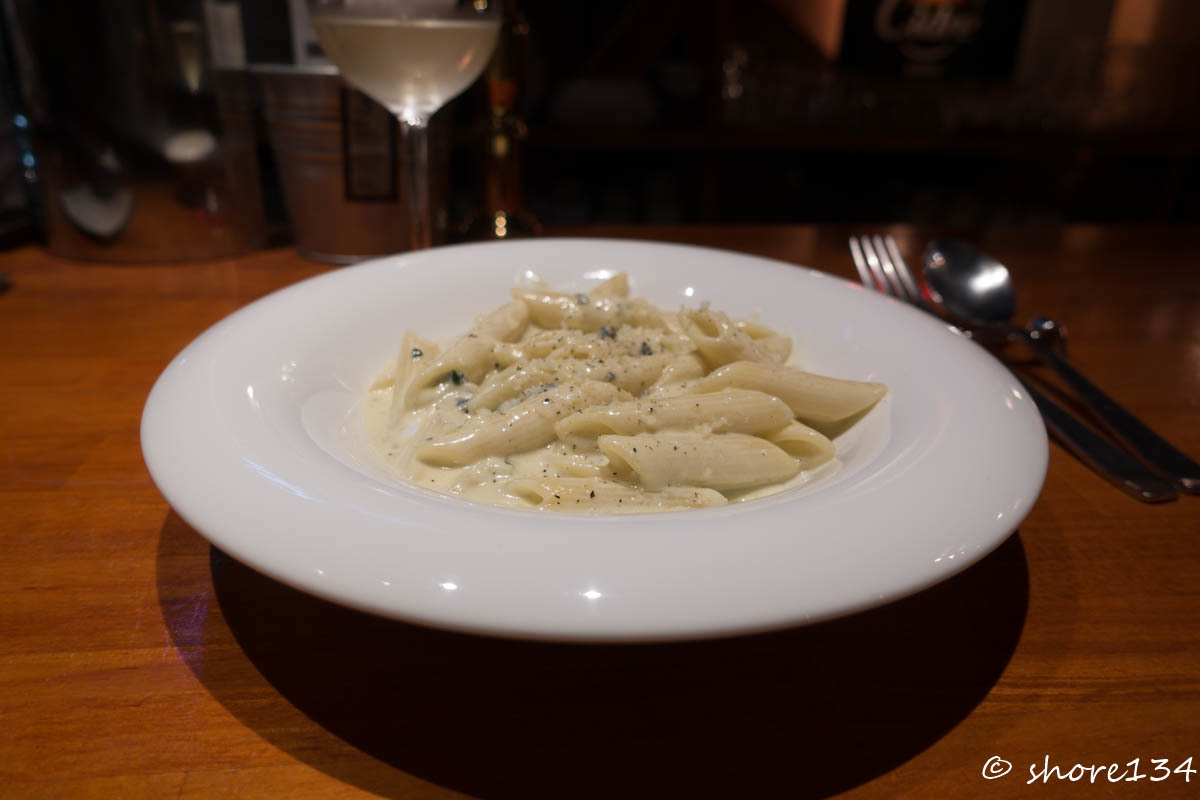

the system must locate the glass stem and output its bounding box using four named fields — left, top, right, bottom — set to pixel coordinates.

left=396, top=110, right=432, bottom=250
